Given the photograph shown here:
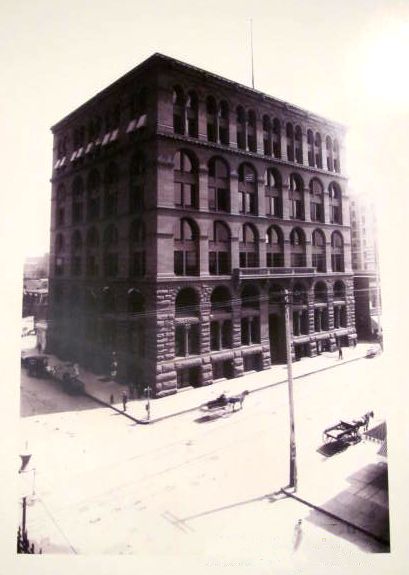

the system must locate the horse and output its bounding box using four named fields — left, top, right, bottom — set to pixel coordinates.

left=227, top=390, right=250, bottom=411
left=353, top=411, right=374, bottom=432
